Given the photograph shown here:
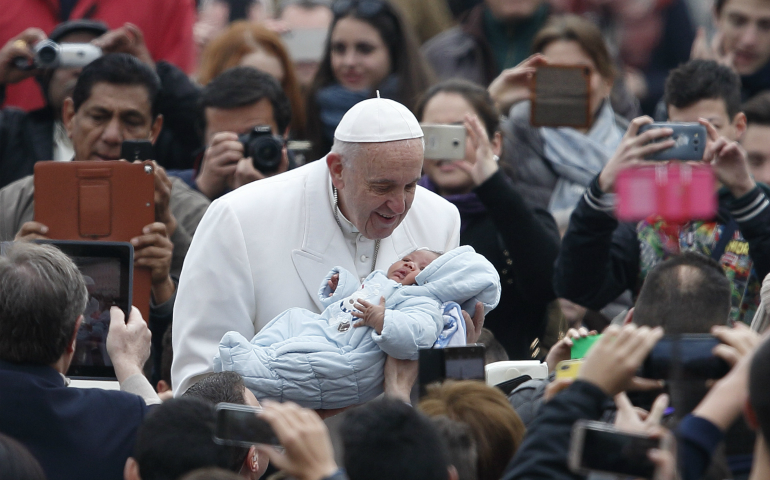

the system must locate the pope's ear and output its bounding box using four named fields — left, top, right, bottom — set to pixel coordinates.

left=327, top=153, right=345, bottom=190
